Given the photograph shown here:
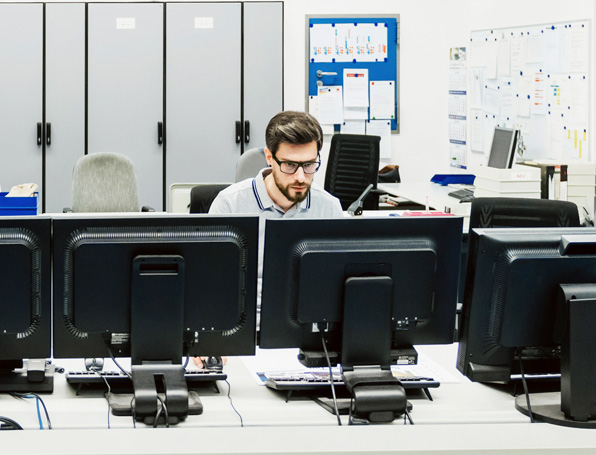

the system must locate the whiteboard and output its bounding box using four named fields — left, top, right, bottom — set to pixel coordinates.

left=469, top=20, right=591, bottom=163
